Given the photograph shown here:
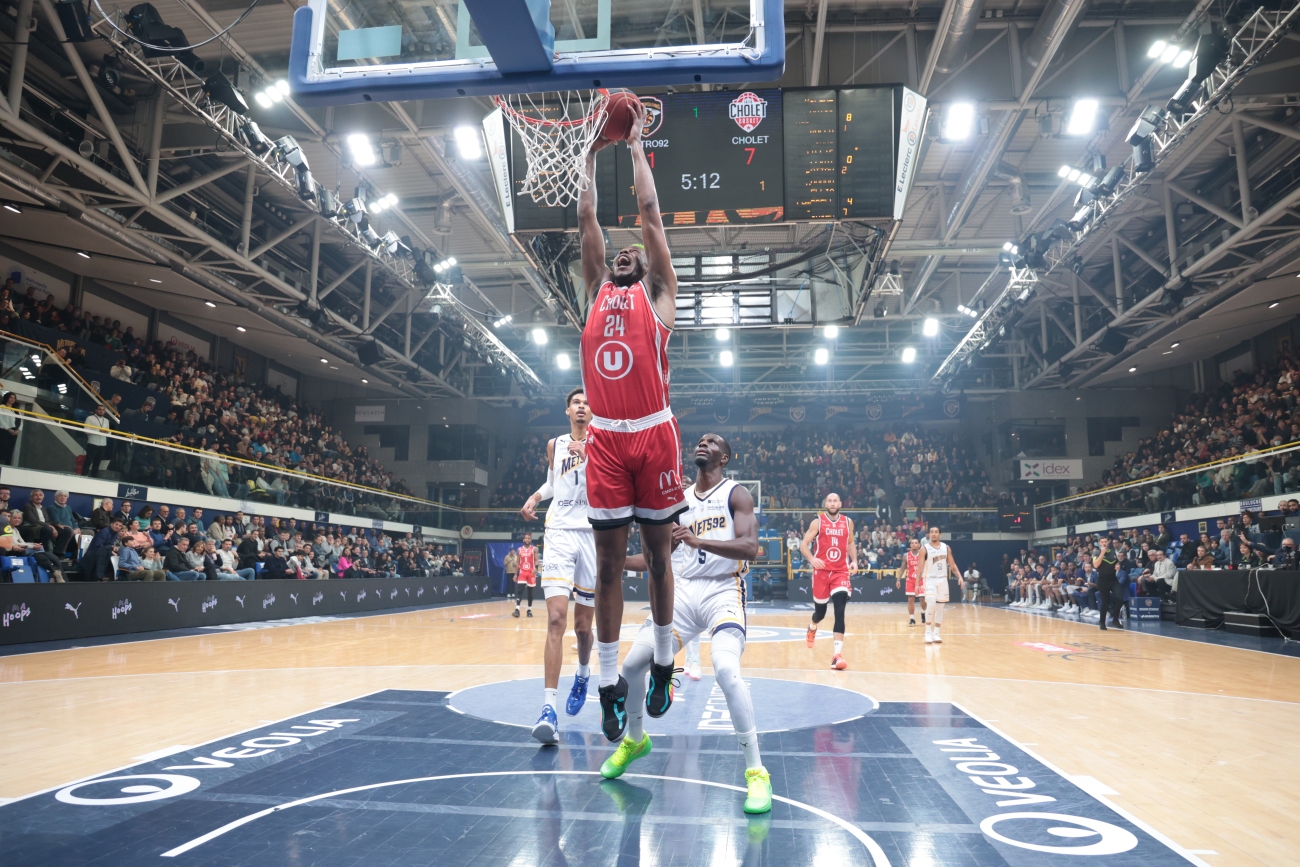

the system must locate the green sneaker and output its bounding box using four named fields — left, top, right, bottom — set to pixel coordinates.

left=600, top=733, right=652, bottom=779
left=743, top=767, right=772, bottom=814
